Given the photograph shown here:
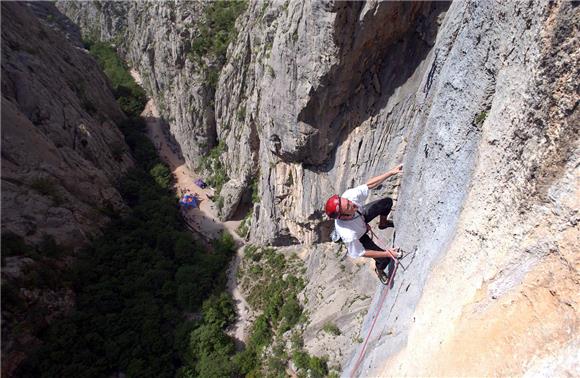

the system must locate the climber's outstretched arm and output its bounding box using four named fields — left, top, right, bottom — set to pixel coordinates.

left=366, top=164, right=403, bottom=189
